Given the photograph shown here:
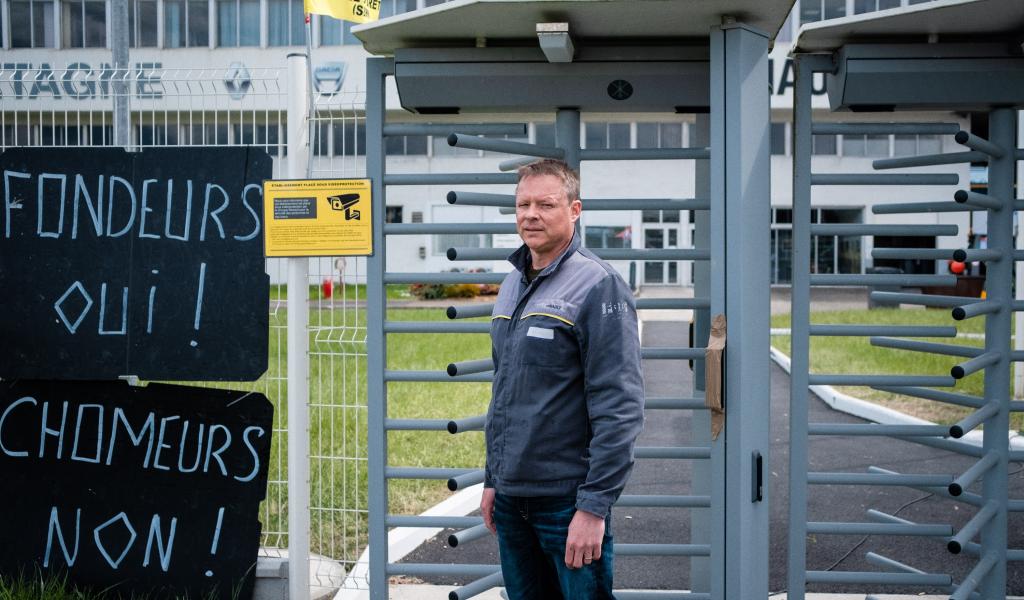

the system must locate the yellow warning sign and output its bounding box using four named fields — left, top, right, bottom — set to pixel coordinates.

left=263, top=178, right=373, bottom=257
